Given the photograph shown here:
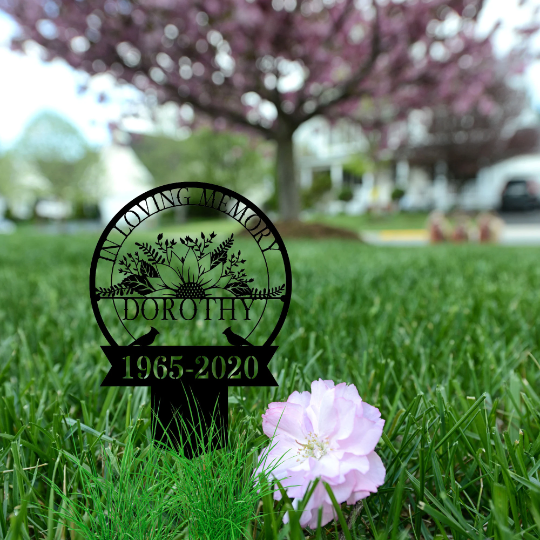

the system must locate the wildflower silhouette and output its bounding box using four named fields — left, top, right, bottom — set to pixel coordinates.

left=95, top=232, right=284, bottom=300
